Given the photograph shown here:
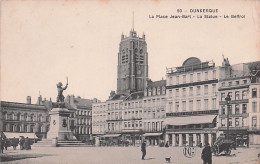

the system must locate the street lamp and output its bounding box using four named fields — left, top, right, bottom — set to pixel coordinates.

left=225, top=94, right=231, bottom=140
